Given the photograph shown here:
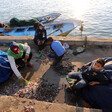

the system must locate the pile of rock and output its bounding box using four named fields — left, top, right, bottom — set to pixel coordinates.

left=35, top=80, right=59, bottom=102
left=52, top=60, right=74, bottom=75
